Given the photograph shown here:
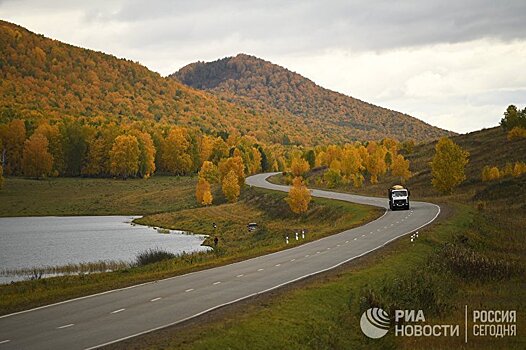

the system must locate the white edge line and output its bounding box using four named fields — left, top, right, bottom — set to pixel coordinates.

left=0, top=340, right=11, bottom=344
left=85, top=204, right=440, bottom=350
left=110, top=308, right=125, bottom=314
left=1, top=172, right=439, bottom=347
left=57, top=323, right=74, bottom=329
left=0, top=189, right=388, bottom=320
